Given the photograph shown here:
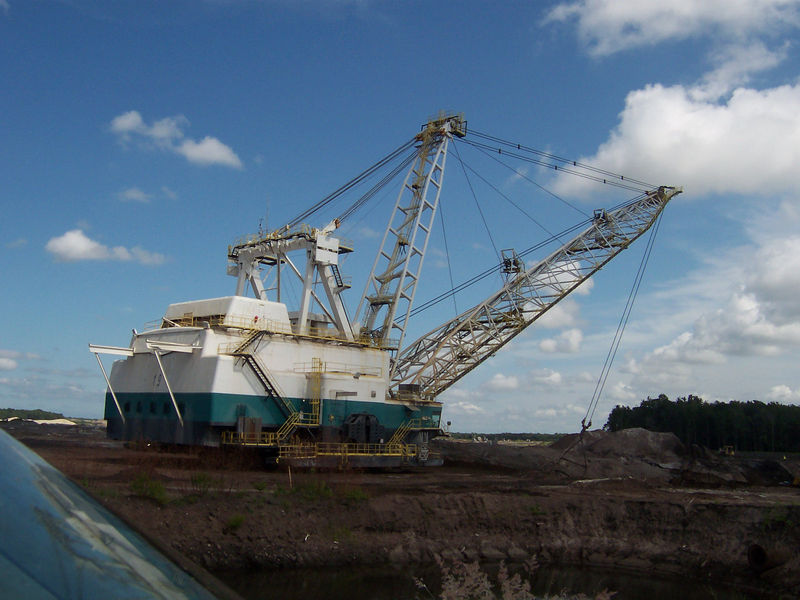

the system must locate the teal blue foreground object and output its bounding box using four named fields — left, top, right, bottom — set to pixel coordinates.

left=0, top=429, right=218, bottom=599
